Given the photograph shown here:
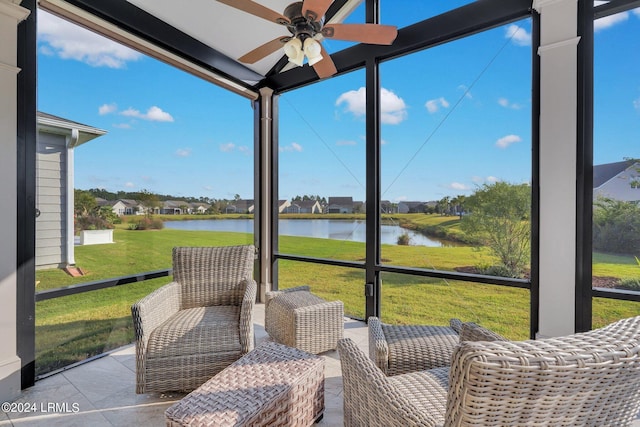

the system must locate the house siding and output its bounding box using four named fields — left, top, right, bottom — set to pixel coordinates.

left=36, top=132, right=67, bottom=269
